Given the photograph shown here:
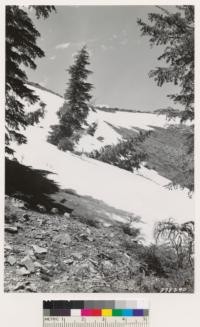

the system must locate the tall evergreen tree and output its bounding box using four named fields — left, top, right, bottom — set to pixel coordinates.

left=48, top=46, right=93, bottom=151
left=138, top=6, right=194, bottom=192
left=137, top=5, right=194, bottom=122
left=6, top=5, right=56, bottom=154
